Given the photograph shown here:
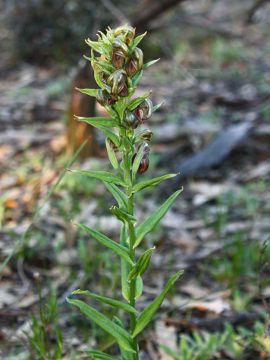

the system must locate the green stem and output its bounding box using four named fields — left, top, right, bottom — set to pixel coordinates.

left=121, top=128, right=139, bottom=359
